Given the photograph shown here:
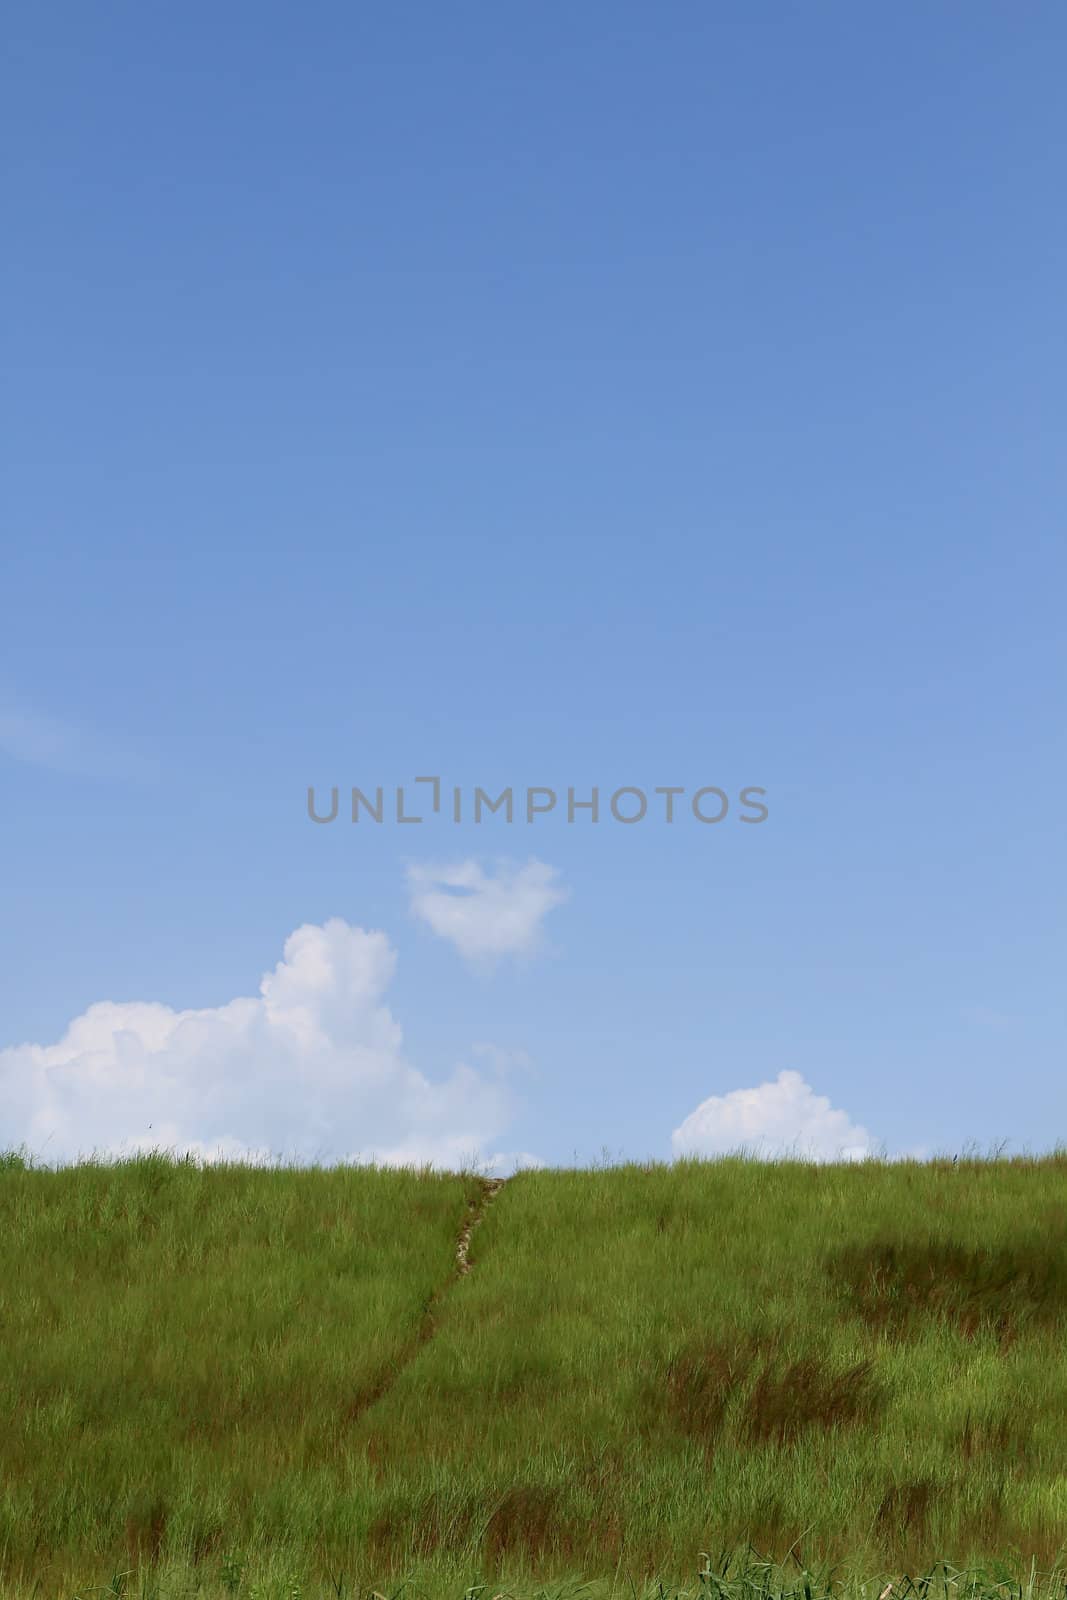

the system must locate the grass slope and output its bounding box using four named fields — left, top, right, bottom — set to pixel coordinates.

left=1, top=1147, right=1066, bottom=1600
